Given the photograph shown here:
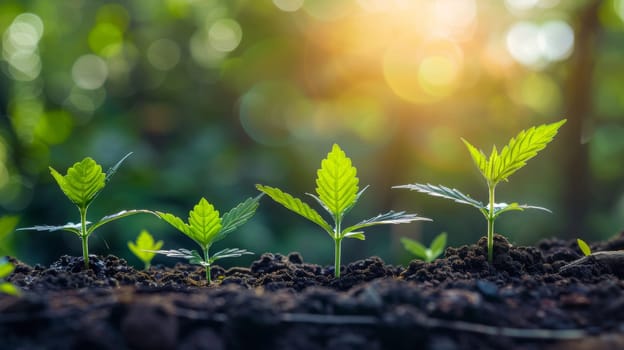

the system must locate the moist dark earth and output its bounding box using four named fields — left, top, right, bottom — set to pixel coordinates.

left=2, top=234, right=624, bottom=350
